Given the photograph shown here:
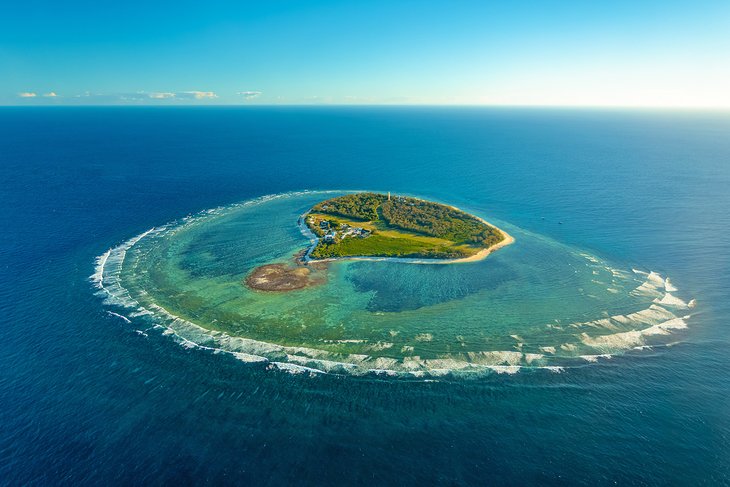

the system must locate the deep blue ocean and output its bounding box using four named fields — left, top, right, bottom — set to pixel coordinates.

left=1, top=107, right=728, bottom=485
